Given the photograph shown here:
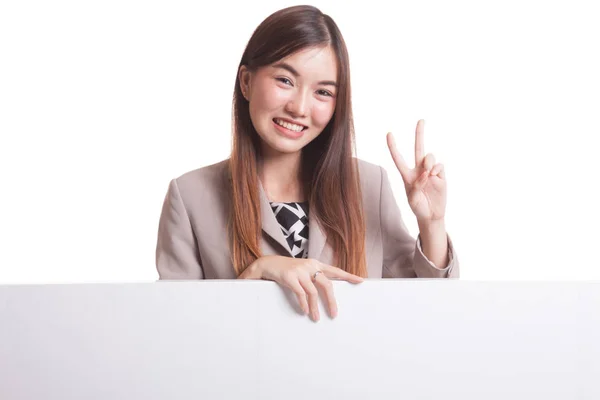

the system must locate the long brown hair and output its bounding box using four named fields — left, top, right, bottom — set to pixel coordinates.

left=229, top=5, right=367, bottom=277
